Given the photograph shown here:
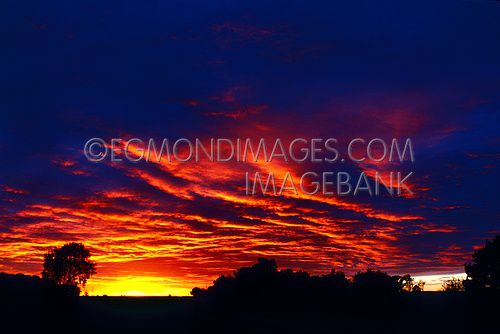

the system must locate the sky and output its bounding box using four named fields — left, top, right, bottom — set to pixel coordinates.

left=0, top=1, right=499, bottom=295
